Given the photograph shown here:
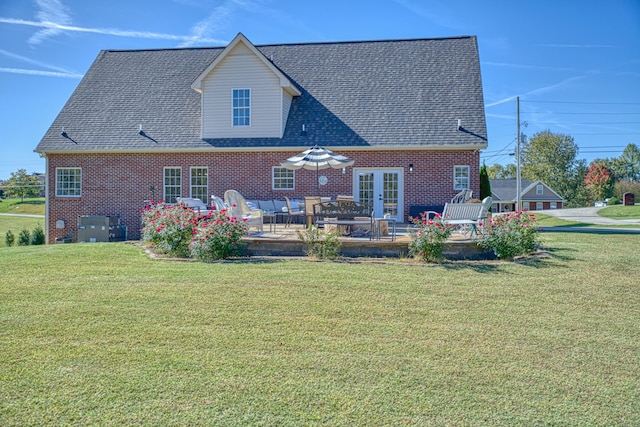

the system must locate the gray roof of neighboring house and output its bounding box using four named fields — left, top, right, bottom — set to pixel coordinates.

left=35, top=36, right=487, bottom=153
left=490, top=179, right=532, bottom=202
left=490, top=179, right=564, bottom=202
